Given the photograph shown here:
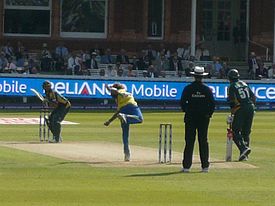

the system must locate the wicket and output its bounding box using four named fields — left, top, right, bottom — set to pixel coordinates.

left=158, top=123, right=172, bottom=163
left=39, top=106, right=50, bottom=142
